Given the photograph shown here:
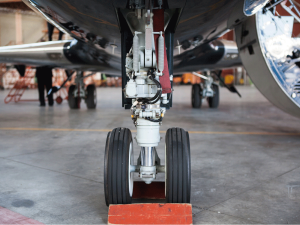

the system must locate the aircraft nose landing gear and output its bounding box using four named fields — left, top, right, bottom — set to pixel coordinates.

left=104, top=8, right=191, bottom=205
